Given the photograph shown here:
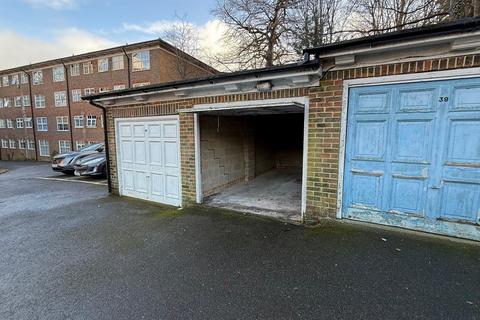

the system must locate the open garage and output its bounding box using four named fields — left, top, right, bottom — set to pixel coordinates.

left=188, top=99, right=308, bottom=221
